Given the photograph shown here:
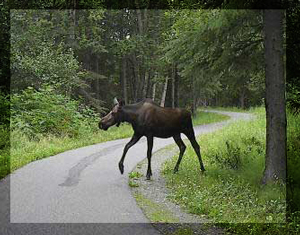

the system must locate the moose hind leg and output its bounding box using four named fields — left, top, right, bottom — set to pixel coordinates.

left=173, top=134, right=186, bottom=173
left=185, top=130, right=205, bottom=172
left=146, top=136, right=153, bottom=180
